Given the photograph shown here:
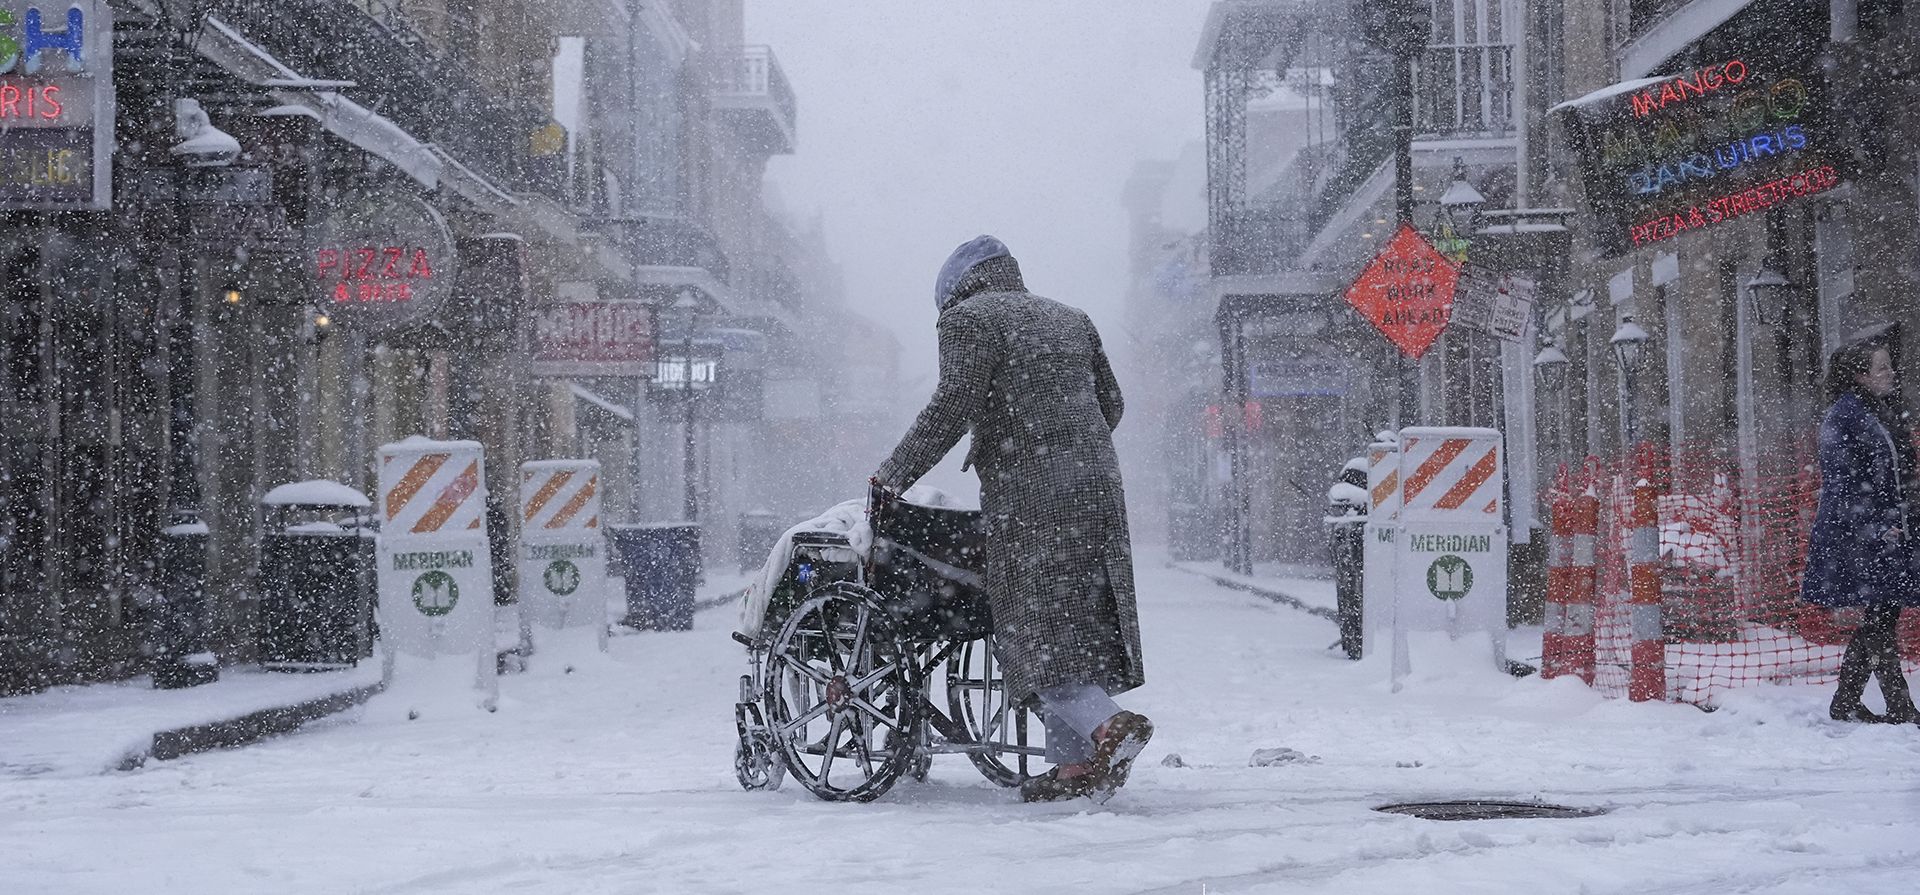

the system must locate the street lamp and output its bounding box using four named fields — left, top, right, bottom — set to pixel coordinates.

left=1745, top=267, right=1793, bottom=327
left=670, top=288, right=705, bottom=522
left=1611, top=316, right=1651, bottom=448
left=1432, top=157, right=1485, bottom=263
